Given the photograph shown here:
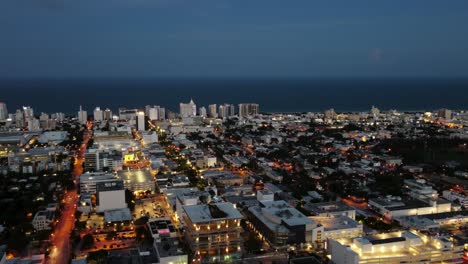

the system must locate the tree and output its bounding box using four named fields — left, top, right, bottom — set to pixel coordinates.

left=135, top=226, right=154, bottom=244
left=125, top=189, right=135, bottom=211
left=7, top=229, right=29, bottom=254
left=106, top=231, right=117, bottom=240
left=244, top=233, right=262, bottom=253
left=81, top=234, right=95, bottom=250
